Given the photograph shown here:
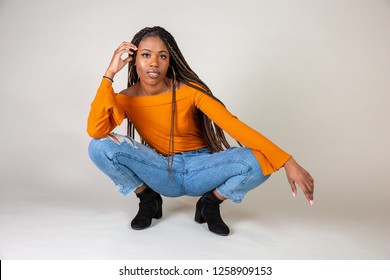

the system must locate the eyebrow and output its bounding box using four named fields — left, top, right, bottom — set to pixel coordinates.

left=140, top=48, right=168, bottom=53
